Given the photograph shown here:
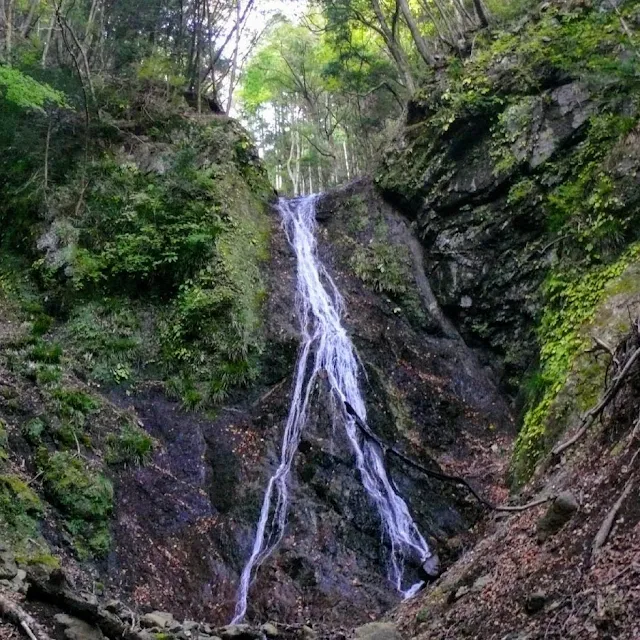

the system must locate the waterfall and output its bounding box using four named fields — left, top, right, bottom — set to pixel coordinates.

left=232, top=195, right=432, bottom=623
